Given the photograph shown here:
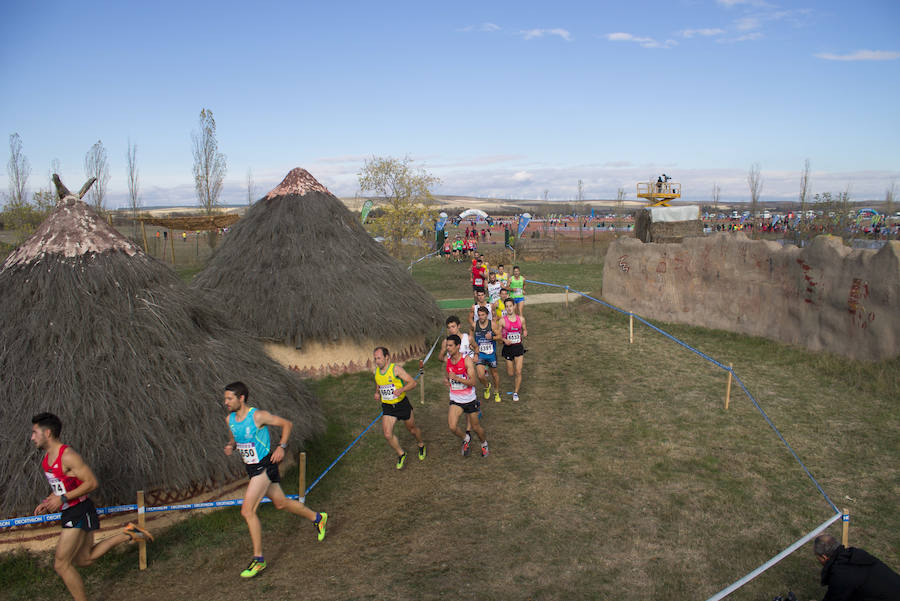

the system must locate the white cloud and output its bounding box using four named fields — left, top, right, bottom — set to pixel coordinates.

left=680, top=28, right=726, bottom=38
left=717, top=31, right=764, bottom=43
left=519, top=28, right=572, bottom=41
left=734, top=16, right=761, bottom=31
left=460, top=22, right=501, bottom=33
left=716, top=0, right=772, bottom=7
left=605, top=32, right=676, bottom=49
left=512, top=171, right=533, bottom=182
left=815, top=50, right=900, bottom=61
